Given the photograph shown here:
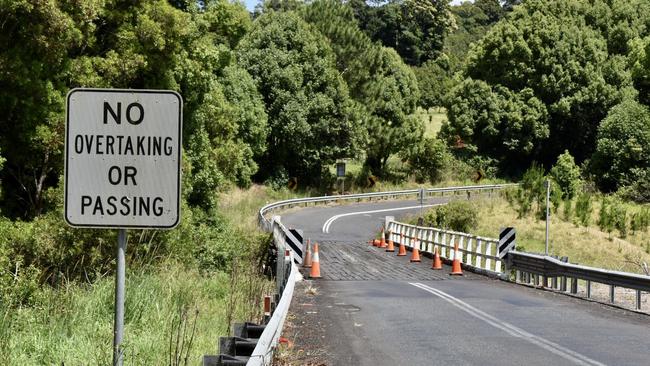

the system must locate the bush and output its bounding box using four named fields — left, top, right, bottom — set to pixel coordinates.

left=550, top=150, right=582, bottom=199
left=574, top=192, right=593, bottom=227
left=403, top=137, right=451, bottom=184
left=598, top=197, right=614, bottom=237
left=610, top=199, right=628, bottom=238
left=591, top=100, right=650, bottom=193
left=563, top=198, right=573, bottom=221
left=424, top=200, right=478, bottom=233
